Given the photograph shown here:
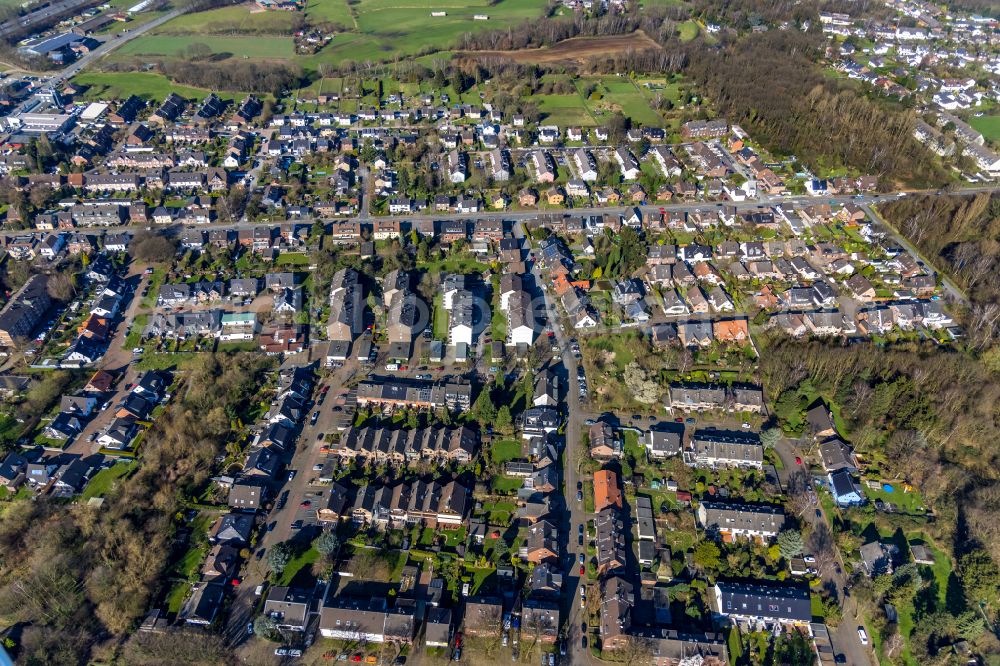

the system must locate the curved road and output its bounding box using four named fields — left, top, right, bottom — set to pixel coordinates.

left=6, top=5, right=184, bottom=116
